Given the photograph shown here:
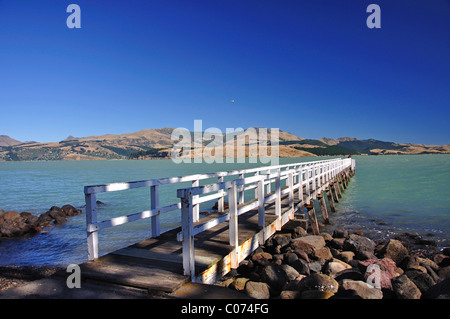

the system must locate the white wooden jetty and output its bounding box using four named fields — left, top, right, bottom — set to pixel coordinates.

left=81, top=158, right=355, bottom=293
